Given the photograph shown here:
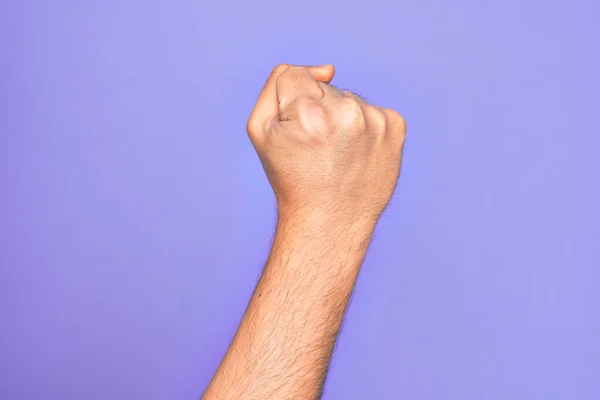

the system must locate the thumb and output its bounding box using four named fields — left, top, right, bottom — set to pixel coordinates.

left=304, top=64, right=335, bottom=83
